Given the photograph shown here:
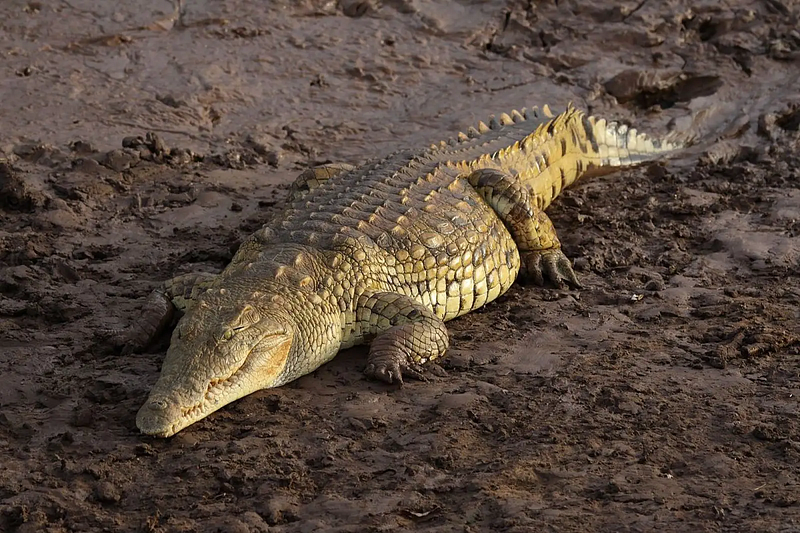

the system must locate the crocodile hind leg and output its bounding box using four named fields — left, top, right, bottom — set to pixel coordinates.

left=466, top=168, right=581, bottom=288
left=289, top=163, right=355, bottom=201
left=358, top=291, right=449, bottom=384
left=118, top=272, right=217, bottom=354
